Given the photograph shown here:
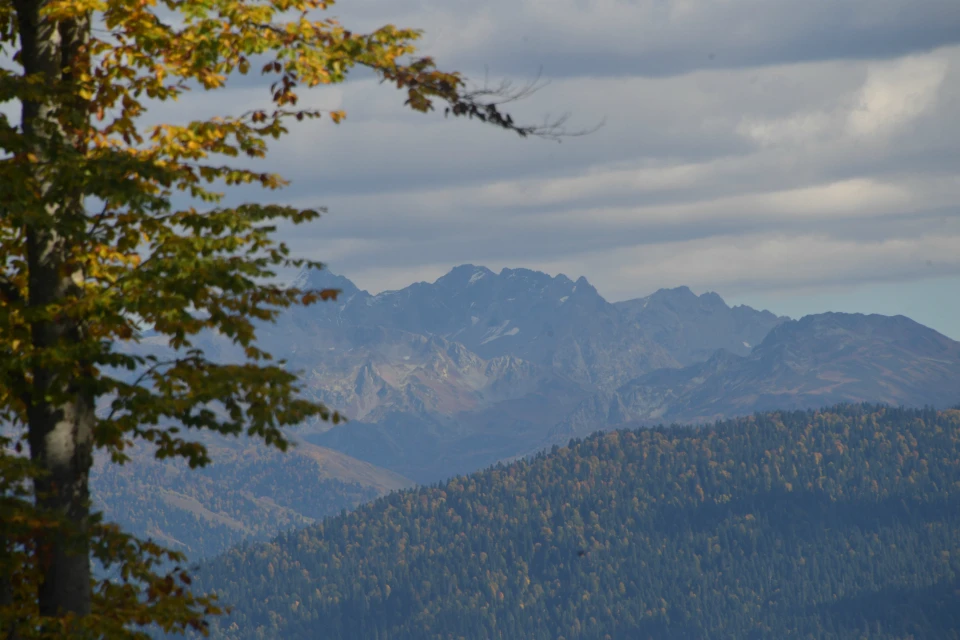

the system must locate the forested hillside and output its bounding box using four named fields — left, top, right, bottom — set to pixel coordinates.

left=93, top=438, right=411, bottom=560
left=93, top=268, right=960, bottom=567
left=194, top=404, right=960, bottom=639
